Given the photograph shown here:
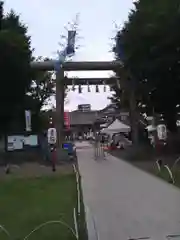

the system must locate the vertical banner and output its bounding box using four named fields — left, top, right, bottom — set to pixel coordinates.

left=25, top=110, right=31, bottom=132
left=66, top=30, right=76, bottom=55
left=64, top=111, right=70, bottom=130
